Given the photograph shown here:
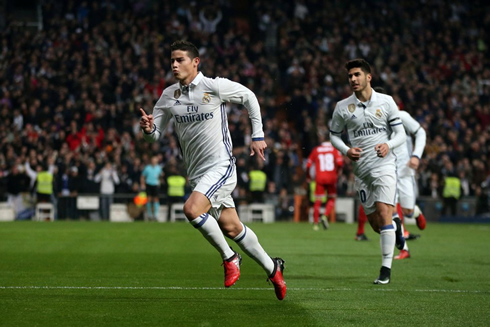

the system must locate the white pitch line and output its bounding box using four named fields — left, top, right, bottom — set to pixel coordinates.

left=0, top=286, right=487, bottom=294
